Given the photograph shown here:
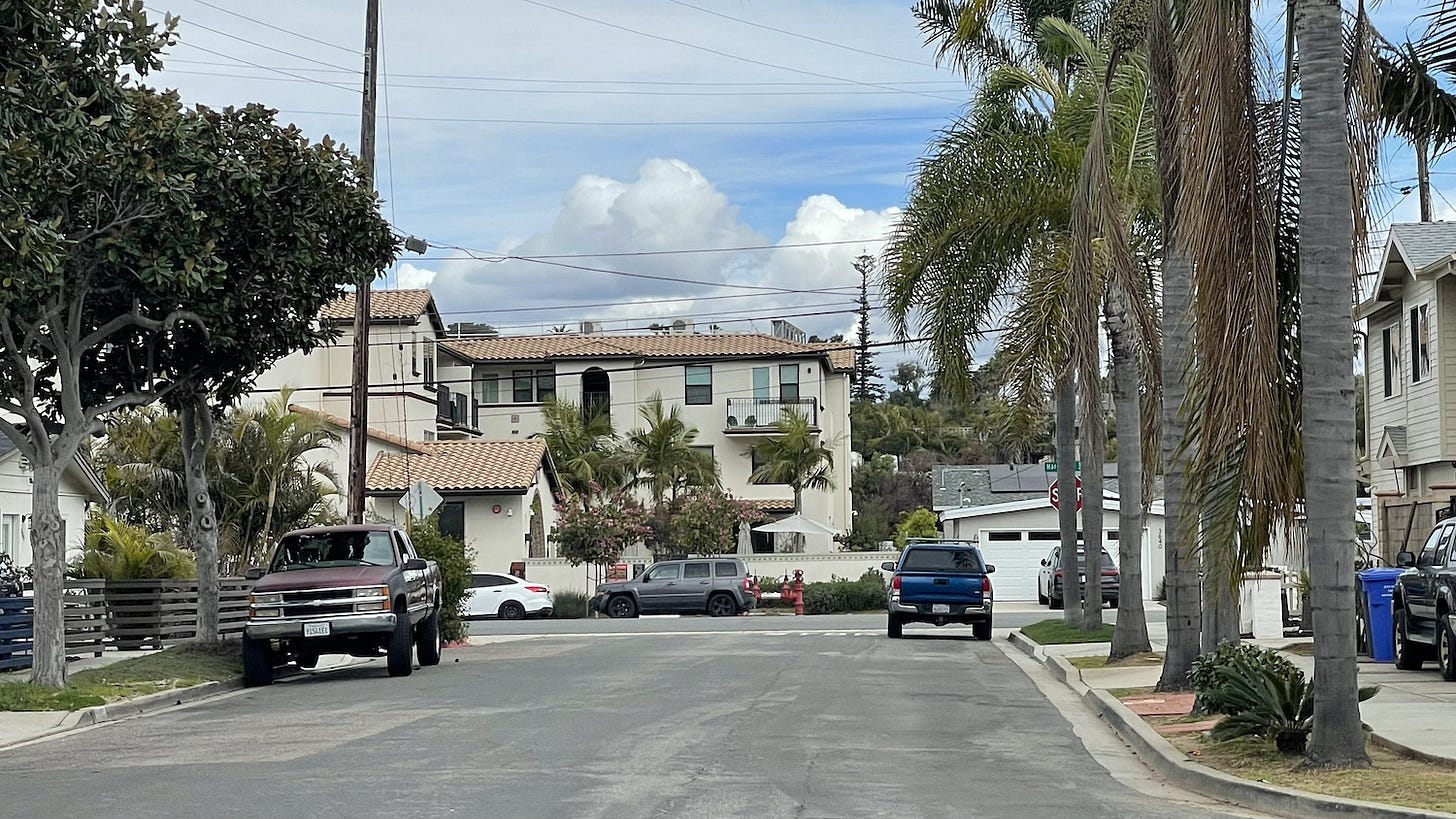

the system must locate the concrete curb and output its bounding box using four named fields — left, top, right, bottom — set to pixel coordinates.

left=1012, top=627, right=1456, bottom=819
left=0, top=676, right=246, bottom=752
left=1369, top=732, right=1456, bottom=771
